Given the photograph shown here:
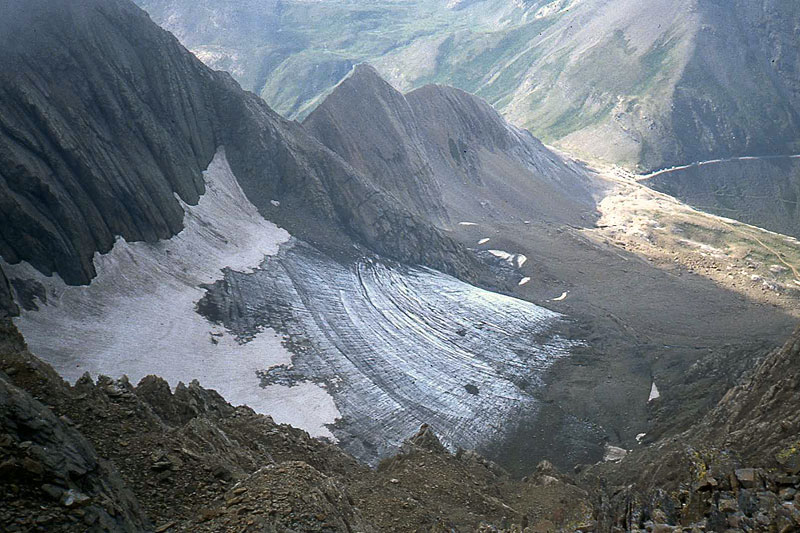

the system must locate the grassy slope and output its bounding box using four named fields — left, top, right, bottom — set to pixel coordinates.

left=135, top=0, right=800, bottom=170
